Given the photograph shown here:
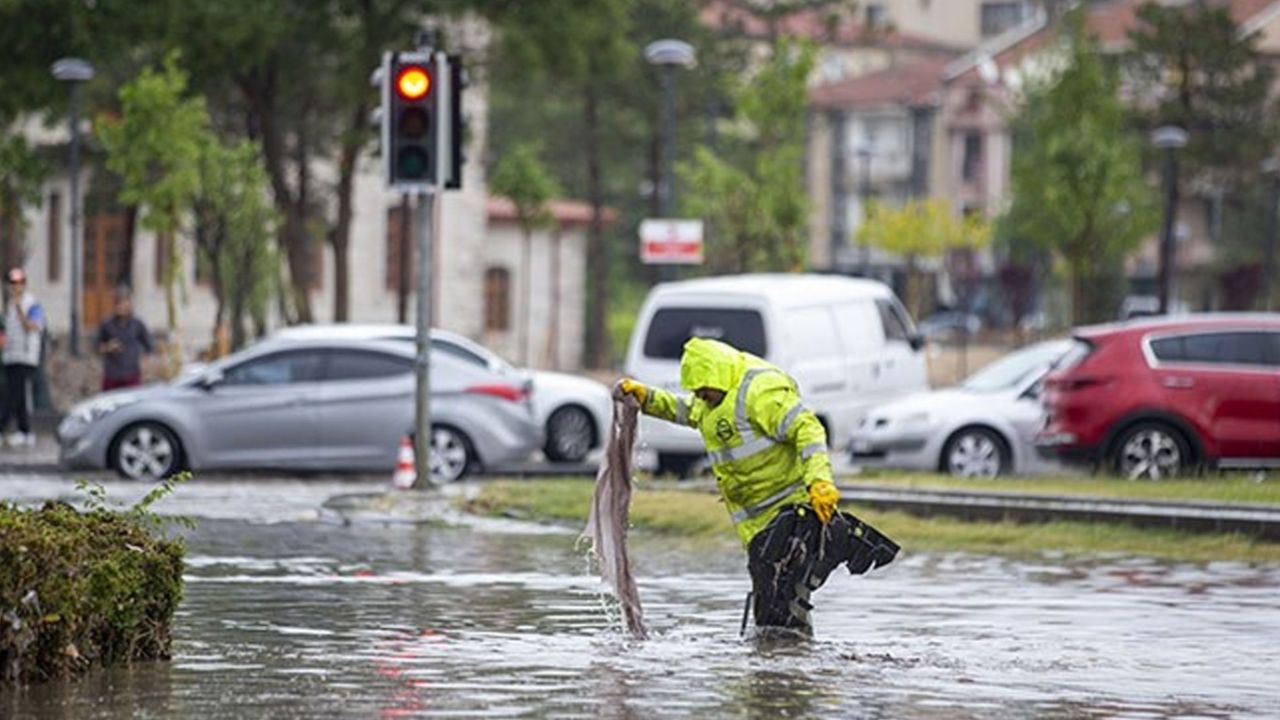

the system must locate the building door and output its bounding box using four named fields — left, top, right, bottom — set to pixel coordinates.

left=83, top=212, right=129, bottom=328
